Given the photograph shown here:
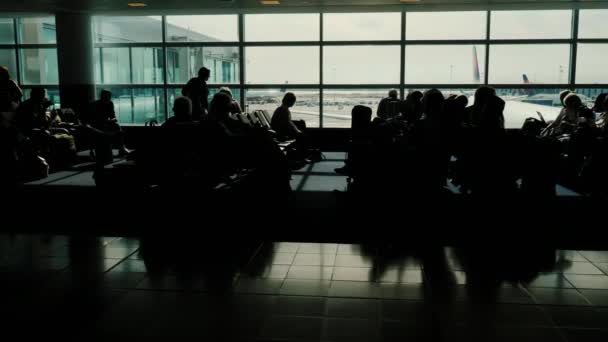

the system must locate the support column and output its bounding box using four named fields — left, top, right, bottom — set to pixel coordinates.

left=55, top=12, right=95, bottom=116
